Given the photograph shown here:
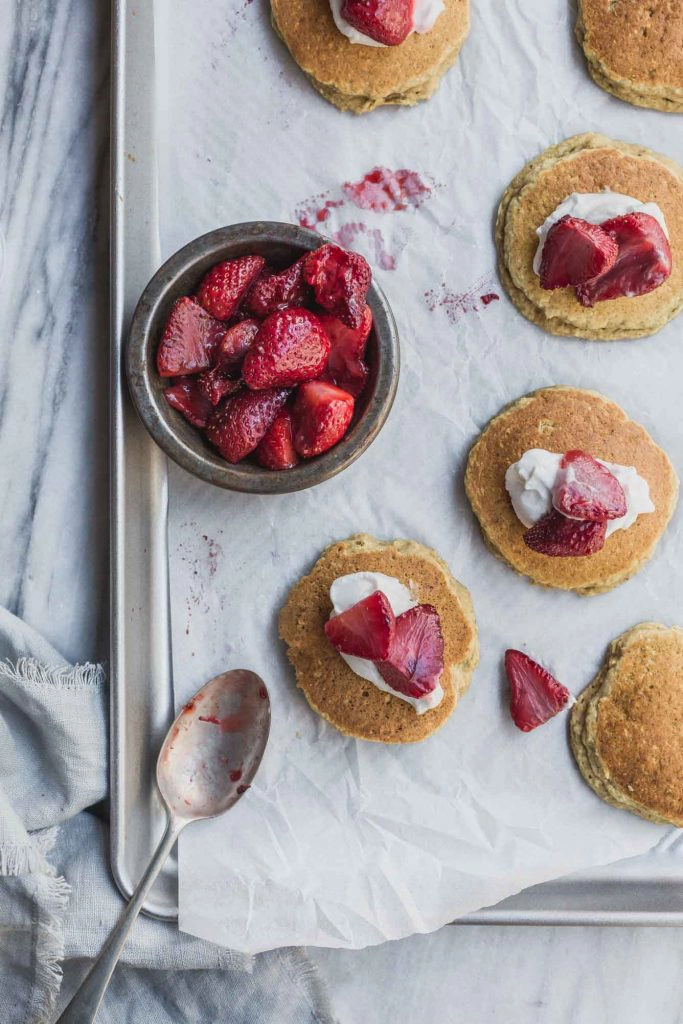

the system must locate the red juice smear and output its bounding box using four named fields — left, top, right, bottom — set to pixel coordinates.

left=334, top=222, right=396, bottom=271
left=342, top=168, right=432, bottom=213
left=198, top=713, right=244, bottom=733
left=425, top=278, right=499, bottom=323
left=218, top=714, right=244, bottom=733
left=296, top=195, right=343, bottom=231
